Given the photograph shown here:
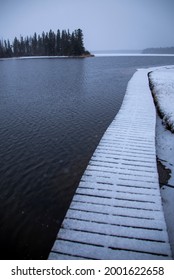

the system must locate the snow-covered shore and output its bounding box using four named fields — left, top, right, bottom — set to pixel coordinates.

left=0, top=54, right=94, bottom=61
left=149, top=67, right=174, bottom=132
left=148, top=66, right=174, bottom=258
